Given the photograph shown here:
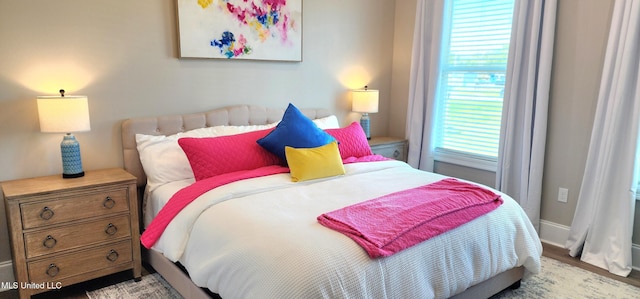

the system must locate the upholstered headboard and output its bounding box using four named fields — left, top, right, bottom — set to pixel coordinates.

left=121, top=105, right=331, bottom=187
